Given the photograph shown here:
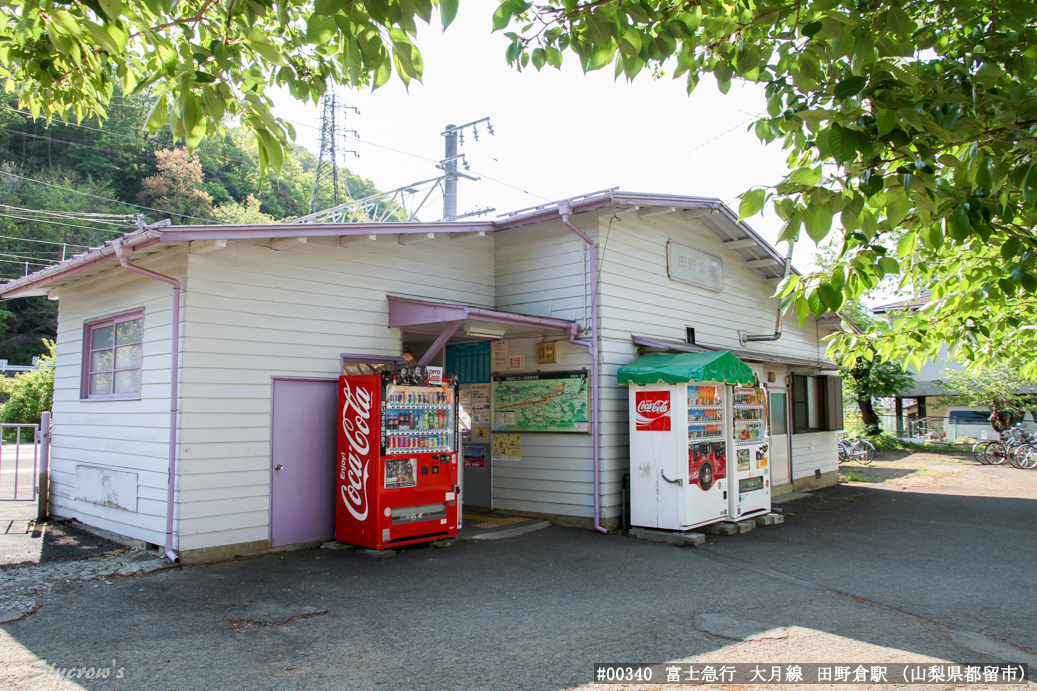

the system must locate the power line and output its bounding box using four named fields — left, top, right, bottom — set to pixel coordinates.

left=0, top=211, right=132, bottom=234
left=0, top=203, right=134, bottom=222
left=627, top=114, right=763, bottom=184
left=0, top=234, right=90, bottom=249
left=0, top=251, right=58, bottom=263
left=0, top=171, right=220, bottom=223
left=0, top=257, right=52, bottom=267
